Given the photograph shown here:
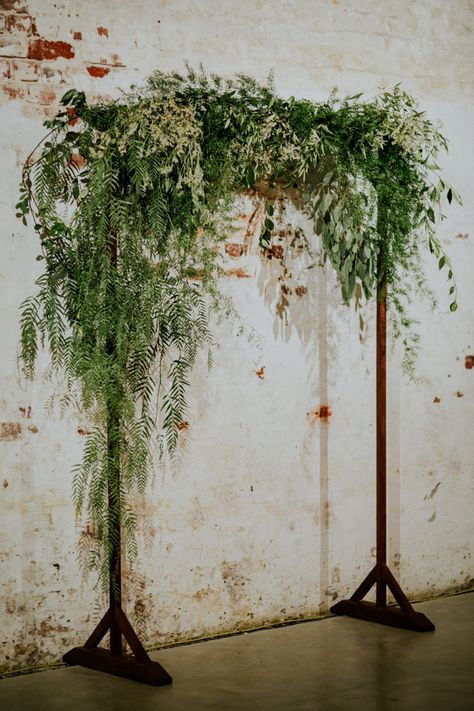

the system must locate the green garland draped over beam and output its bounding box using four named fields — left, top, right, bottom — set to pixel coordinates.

left=16, top=66, right=459, bottom=590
